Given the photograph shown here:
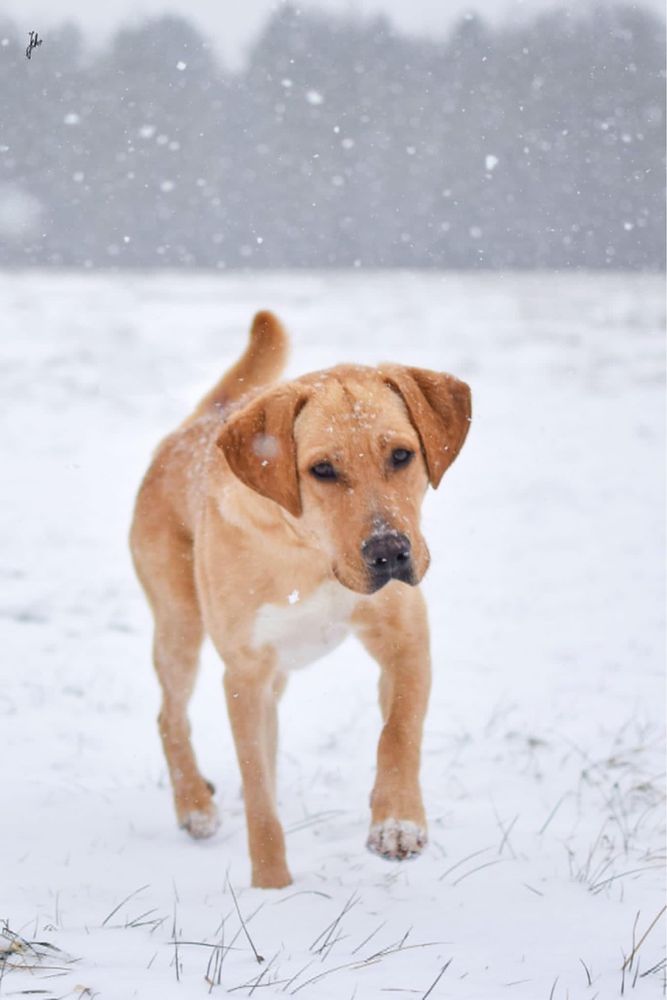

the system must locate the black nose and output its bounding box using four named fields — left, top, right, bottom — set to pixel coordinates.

left=362, top=532, right=413, bottom=589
